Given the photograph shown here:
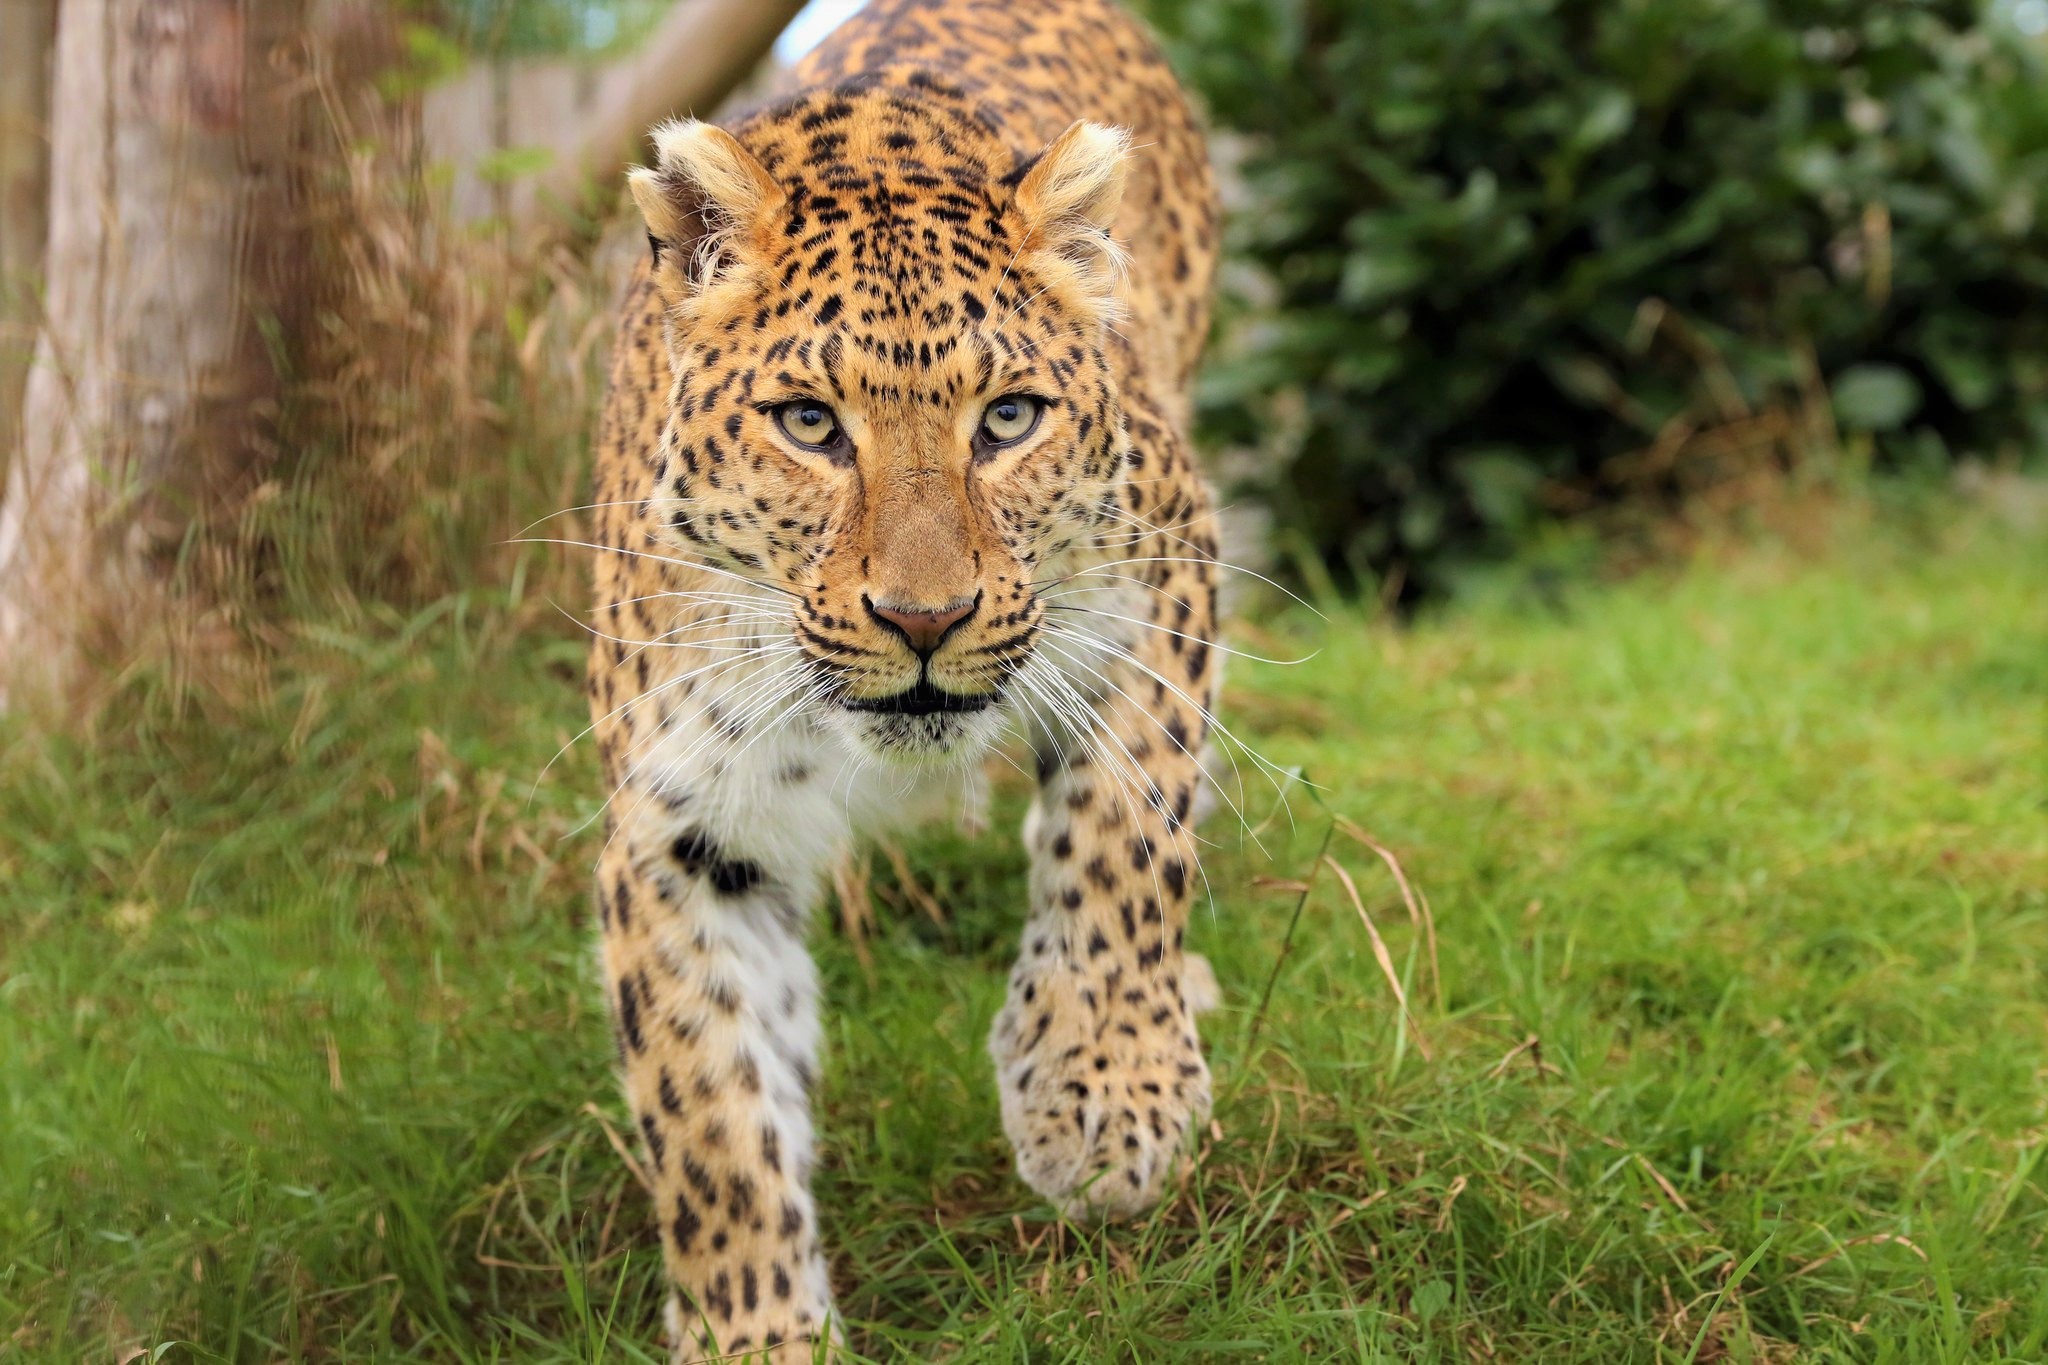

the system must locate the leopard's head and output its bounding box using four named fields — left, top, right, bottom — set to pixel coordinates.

left=628, top=91, right=1133, bottom=761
